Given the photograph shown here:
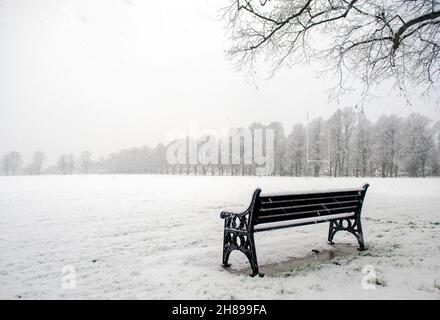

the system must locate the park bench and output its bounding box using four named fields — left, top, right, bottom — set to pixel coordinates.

left=220, top=183, right=369, bottom=277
